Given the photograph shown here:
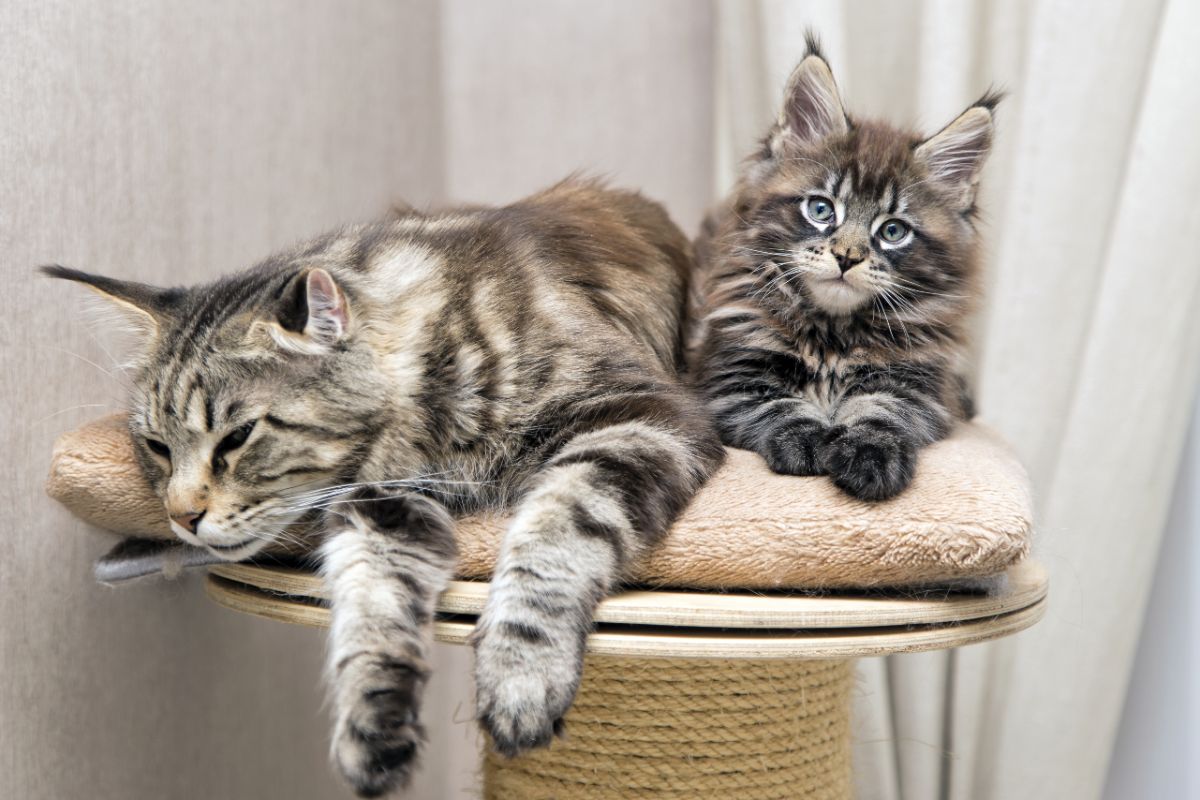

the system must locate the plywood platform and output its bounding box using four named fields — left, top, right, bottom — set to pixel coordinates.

left=206, top=560, right=1047, bottom=659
